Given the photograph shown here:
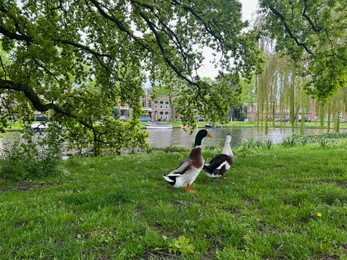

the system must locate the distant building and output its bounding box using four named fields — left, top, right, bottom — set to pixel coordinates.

left=243, top=104, right=257, bottom=121
left=140, top=94, right=172, bottom=121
